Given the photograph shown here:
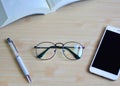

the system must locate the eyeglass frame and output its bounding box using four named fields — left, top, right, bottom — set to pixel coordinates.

left=34, top=41, right=85, bottom=60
